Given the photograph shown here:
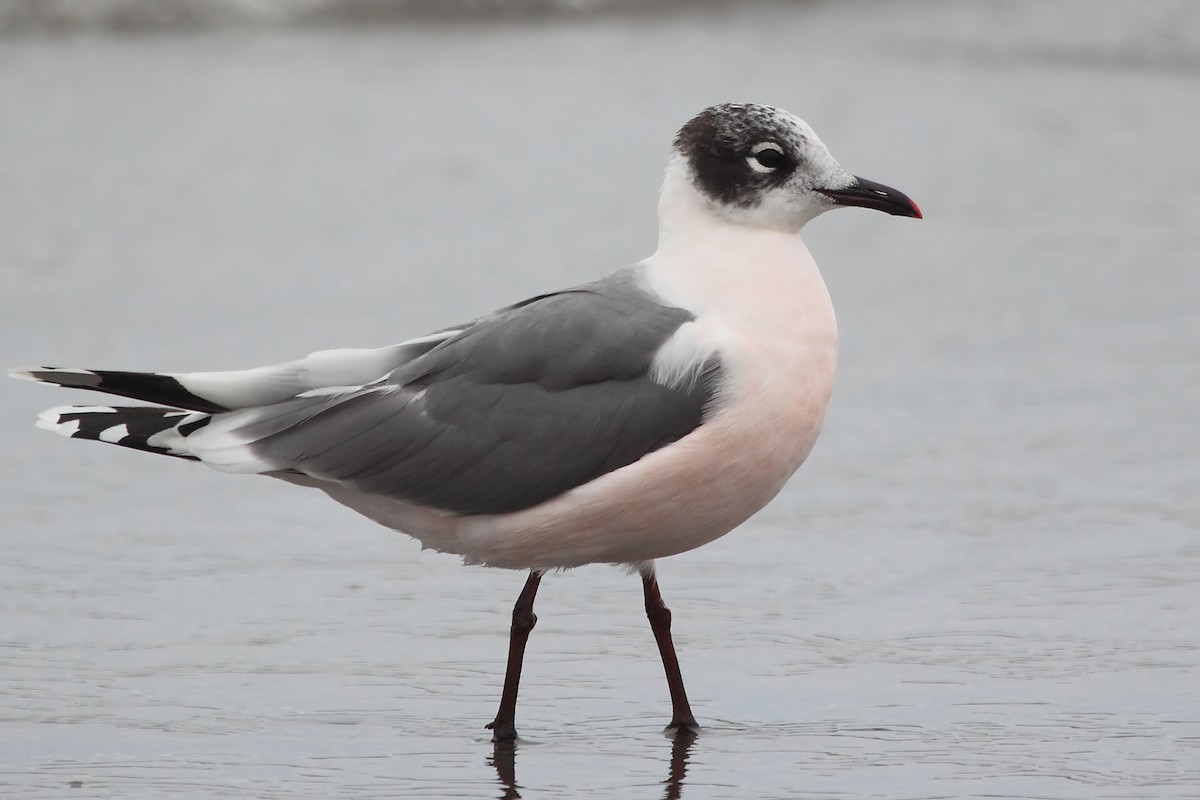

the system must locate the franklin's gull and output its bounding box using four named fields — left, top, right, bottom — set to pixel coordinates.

left=13, top=102, right=920, bottom=740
